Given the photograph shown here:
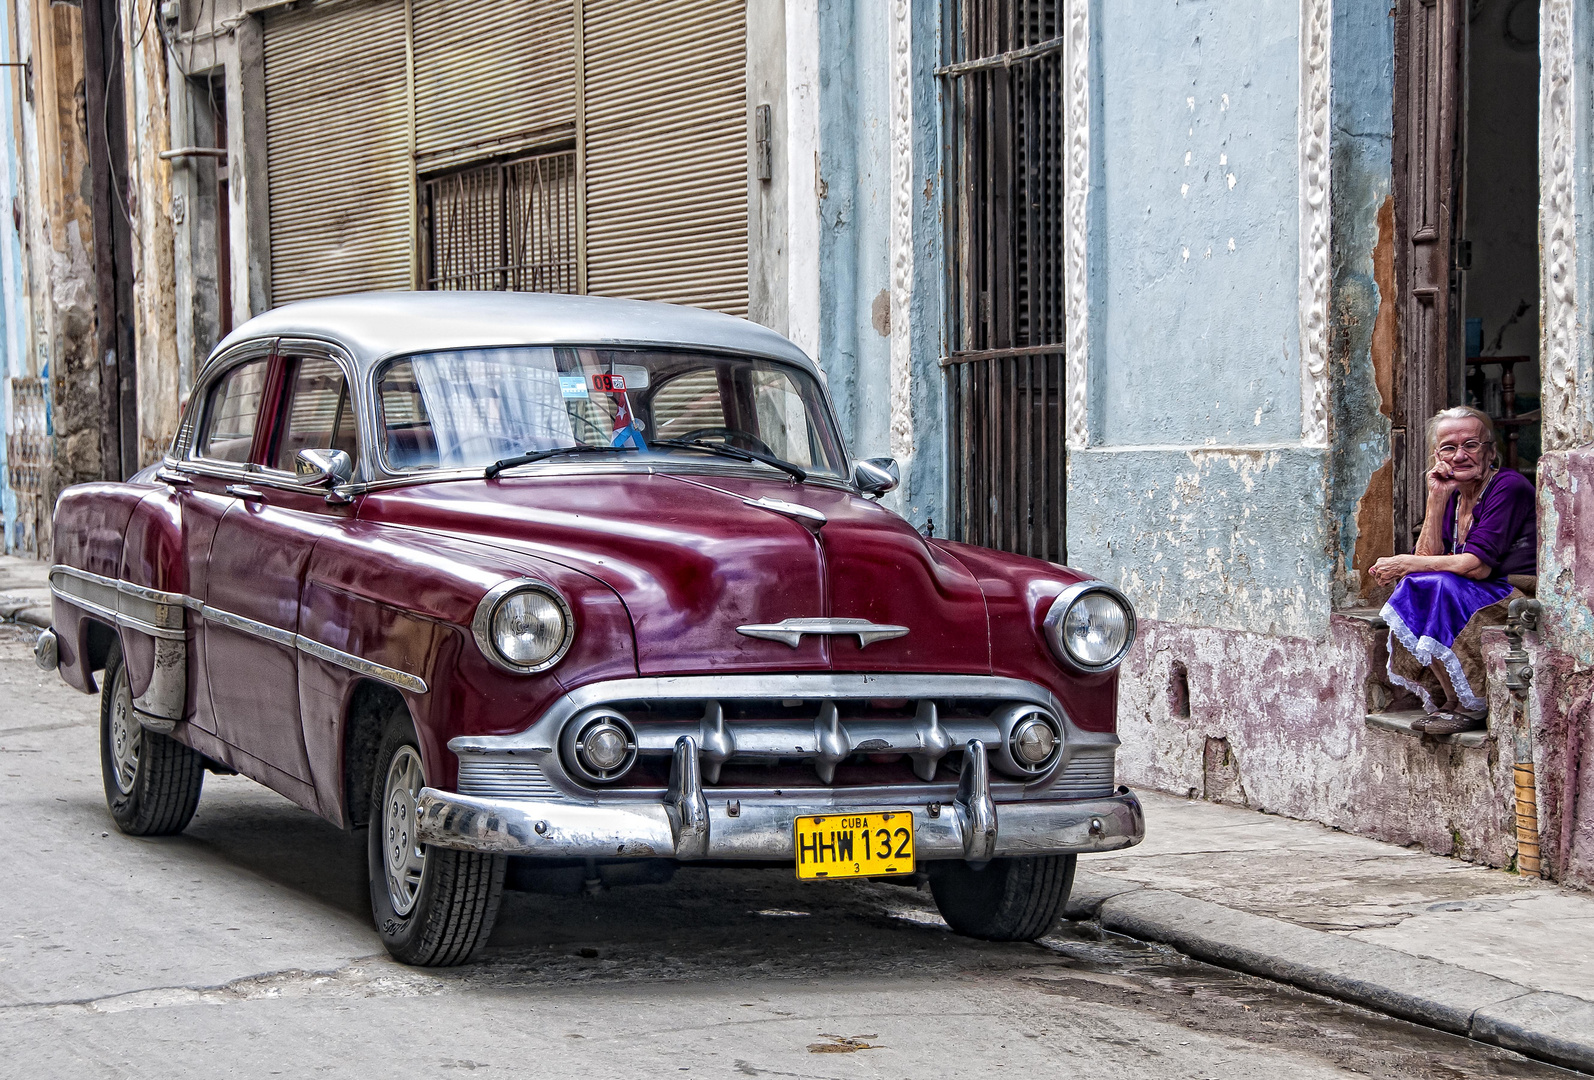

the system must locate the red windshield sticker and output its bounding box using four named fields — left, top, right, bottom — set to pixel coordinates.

left=590, top=373, right=627, bottom=393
